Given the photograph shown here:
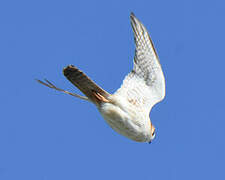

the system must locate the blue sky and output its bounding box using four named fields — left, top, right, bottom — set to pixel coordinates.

left=0, top=0, right=225, bottom=179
